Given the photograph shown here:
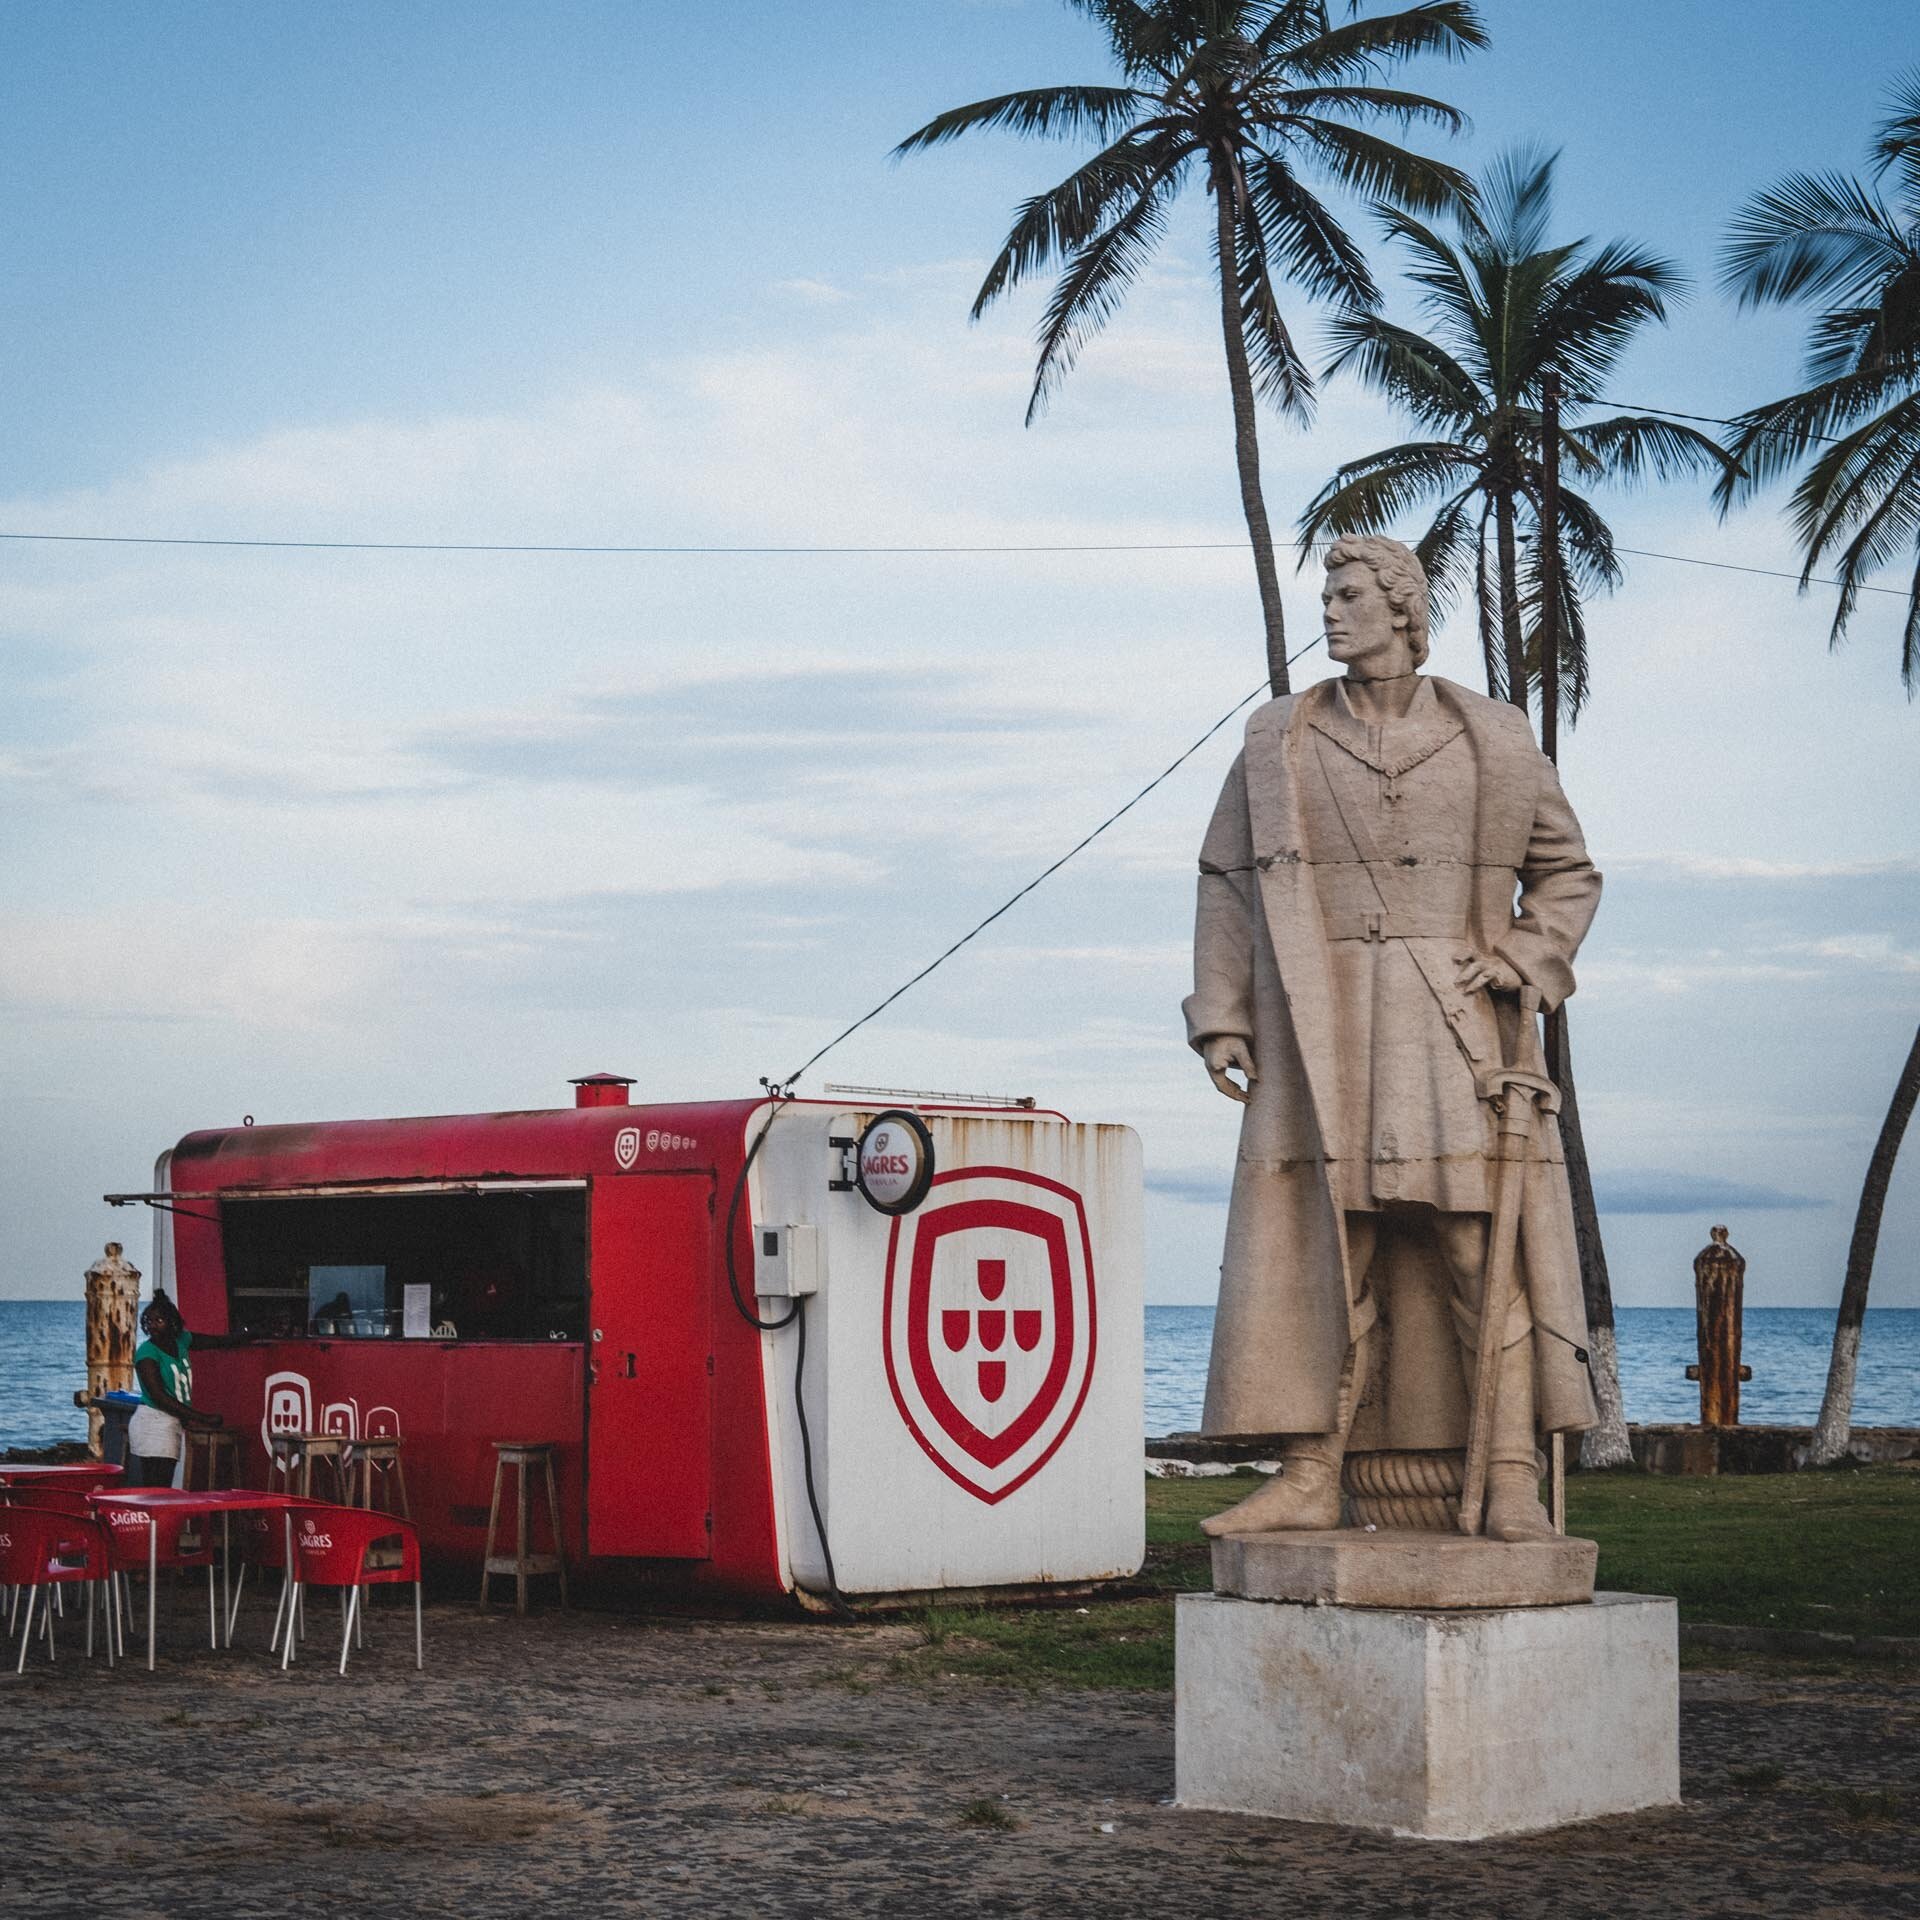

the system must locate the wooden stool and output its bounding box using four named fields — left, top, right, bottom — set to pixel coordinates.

left=346, top=1437, right=411, bottom=1519
left=270, top=1433, right=354, bottom=1503
left=480, top=1443, right=567, bottom=1615
left=184, top=1428, right=241, bottom=1491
